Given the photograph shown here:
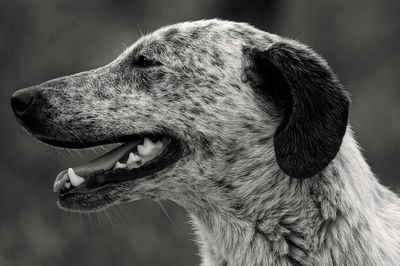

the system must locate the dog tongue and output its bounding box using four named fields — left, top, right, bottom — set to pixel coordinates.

left=72, top=139, right=142, bottom=177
